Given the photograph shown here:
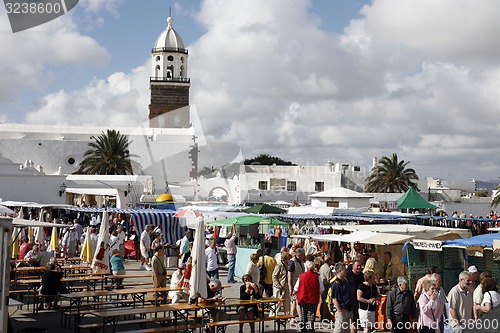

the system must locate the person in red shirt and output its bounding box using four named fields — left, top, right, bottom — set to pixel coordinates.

left=294, top=260, right=324, bottom=333
left=18, top=237, right=32, bottom=260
